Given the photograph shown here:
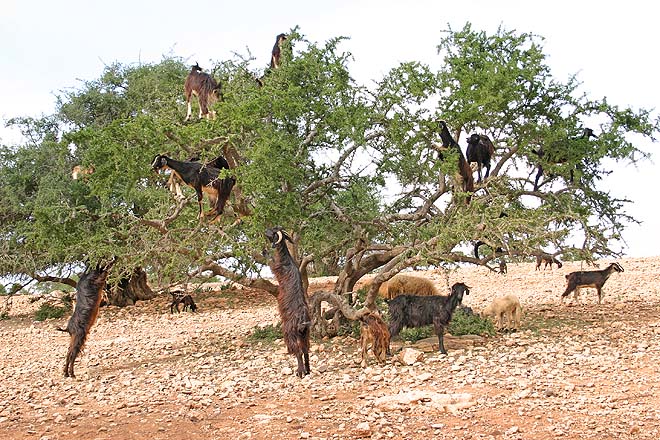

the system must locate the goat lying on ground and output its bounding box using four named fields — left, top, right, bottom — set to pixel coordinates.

left=561, top=262, right=624, bottom=304
left=466, top=133, right=496, bottom=183
left=437, top=120, right=474, bottom=200
left=359, top=311, right=390, bottom=368
left=536, top=253, right=563, bottom=270
left=266, top=226, right=311, bottom=377
left=388, top=282, right=470, bottom=354
left=482, top=294, right=522, bottom=331
left=378, top=274, right=439, bottom=300
left=152, top=154, right=235, bottom=221
left=170, top=291, right=197, bottom=313
left=184, top=63, right=222, bottom=121
left=57, top=260, right=114, bottom=378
